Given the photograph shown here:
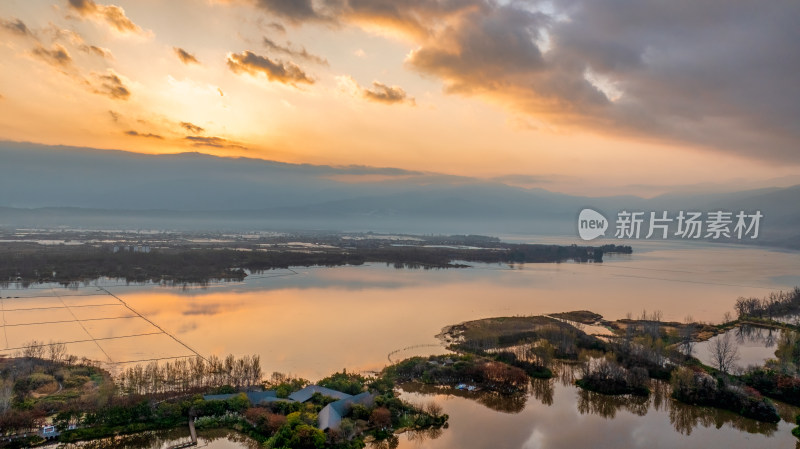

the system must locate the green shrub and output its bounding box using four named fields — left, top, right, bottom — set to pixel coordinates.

left=317, top=371, right=367, bottom=395
left=670, top=367, right=779, bottom=423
